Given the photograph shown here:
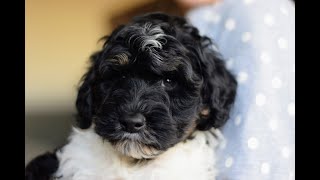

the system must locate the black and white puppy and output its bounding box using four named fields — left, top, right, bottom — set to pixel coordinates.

left=25, top=12, right=237, bottom=180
